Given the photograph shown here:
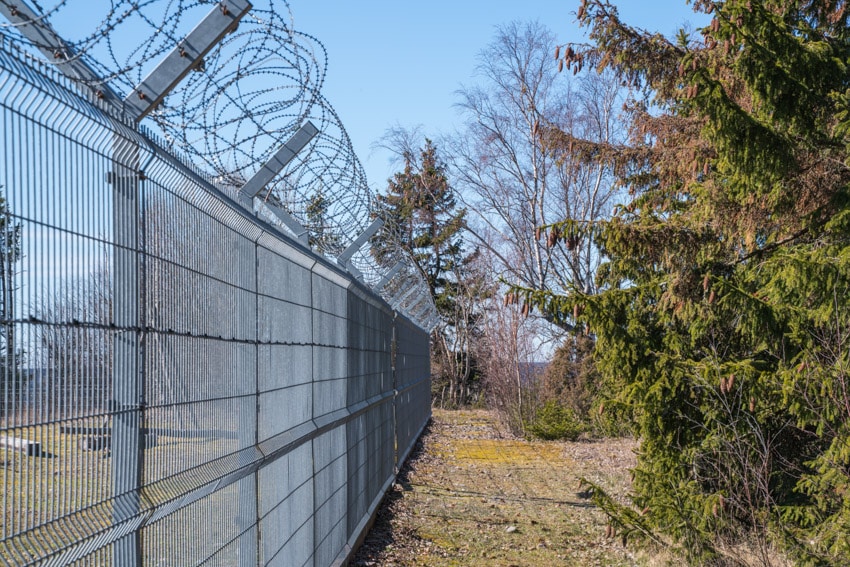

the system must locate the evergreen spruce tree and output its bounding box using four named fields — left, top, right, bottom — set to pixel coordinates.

left=376, top=141, right=465, bottom=304
left=375, top=140, right=486, bottom=406
left=305, top=190, right=342, bottom=255
left=519, top=1, right=850, bottom=563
